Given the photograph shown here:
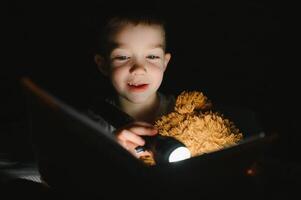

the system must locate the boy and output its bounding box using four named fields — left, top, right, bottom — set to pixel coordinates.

left=91, top=12, right=174, bottom=159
